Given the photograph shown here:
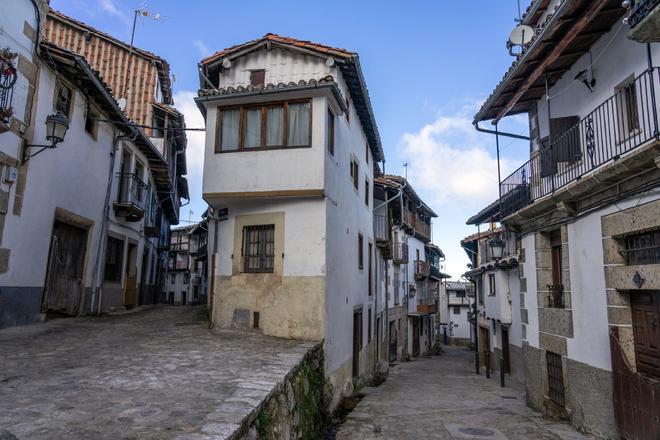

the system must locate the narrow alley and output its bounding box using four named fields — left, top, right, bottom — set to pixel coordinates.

left=335, top=347, right=593, bottom=440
